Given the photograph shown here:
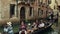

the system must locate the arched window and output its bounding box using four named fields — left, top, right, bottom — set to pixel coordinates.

left=48, top=0, right=51, bottom=4
left=20, top=7, right=25, bottom=20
